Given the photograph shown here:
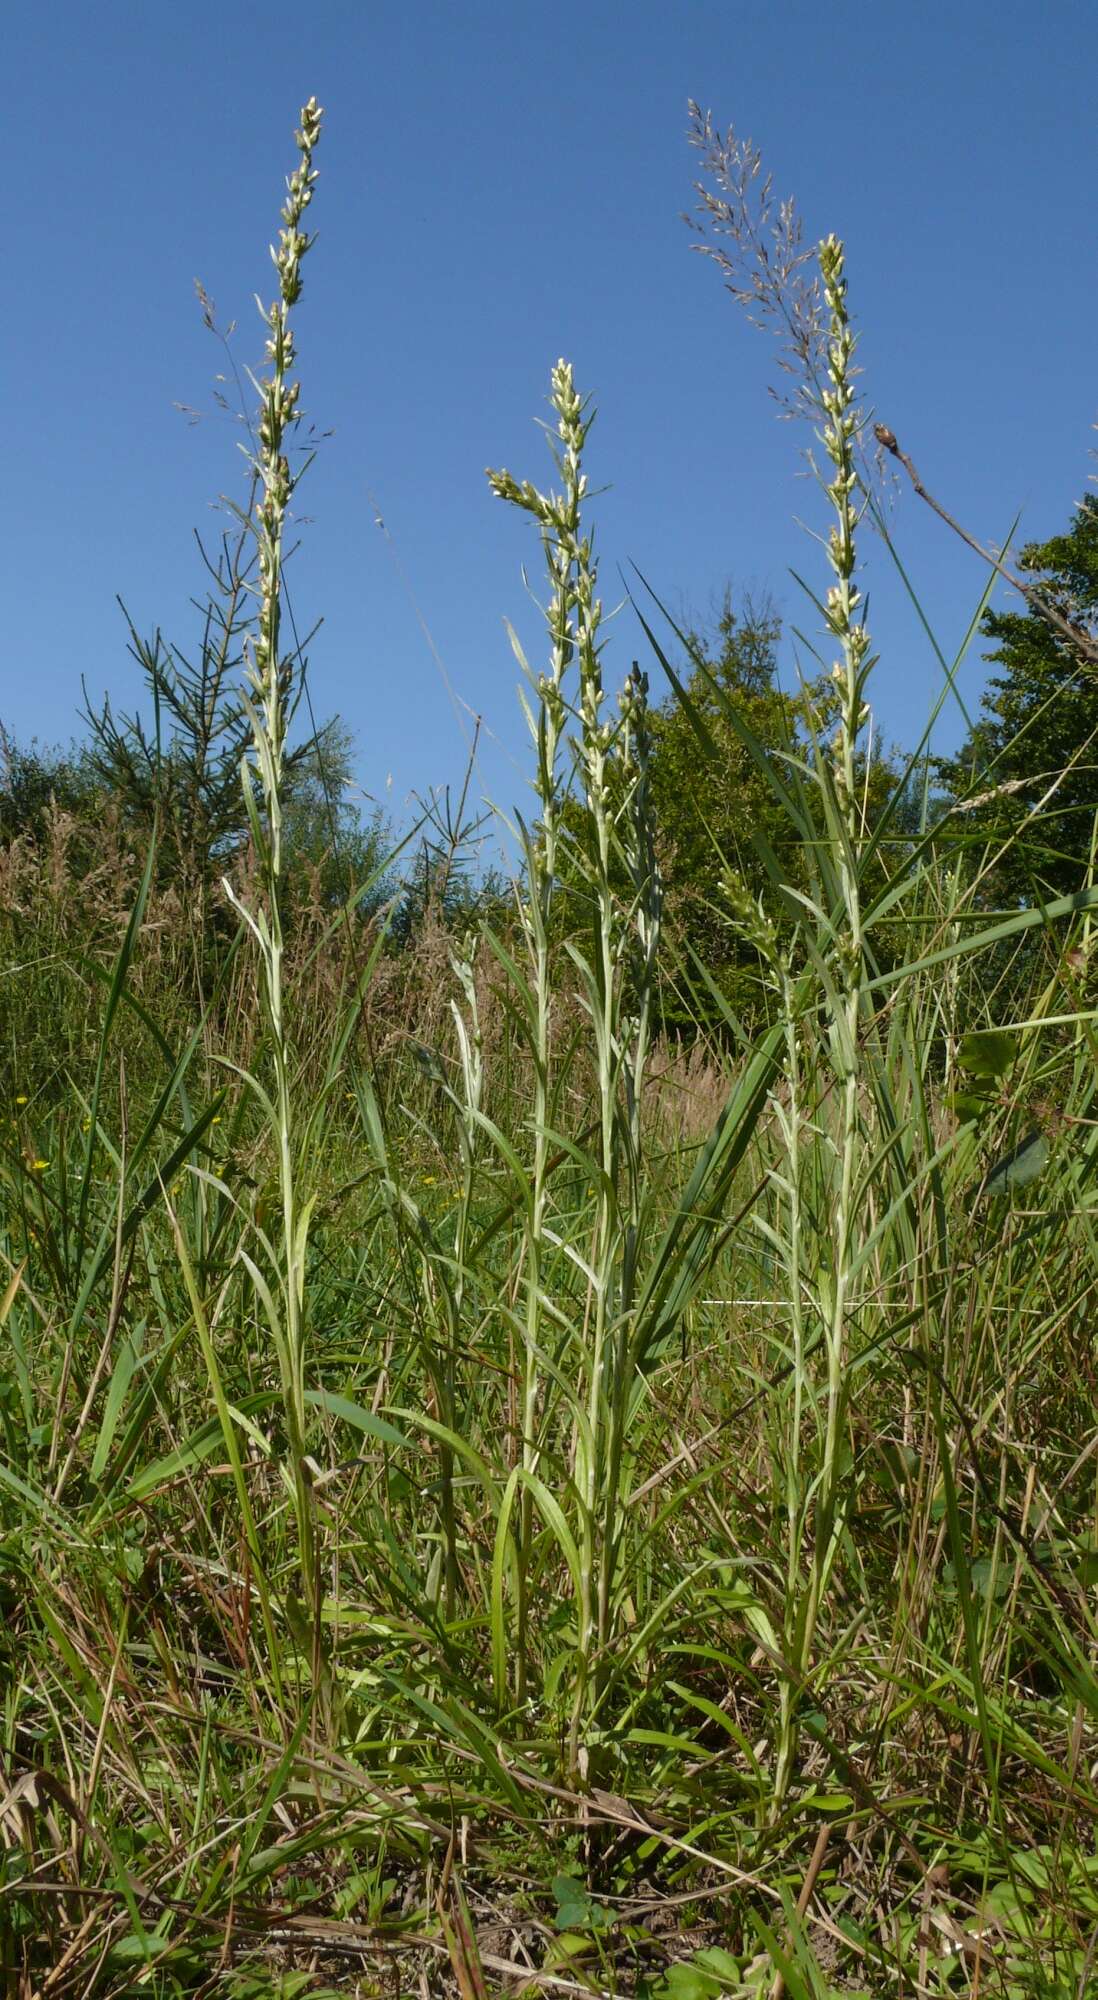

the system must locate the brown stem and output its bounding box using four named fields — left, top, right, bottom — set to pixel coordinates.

left=874, top=423, right=1098, bottom=668
left=769, top=1820, right=836, bottom=2000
